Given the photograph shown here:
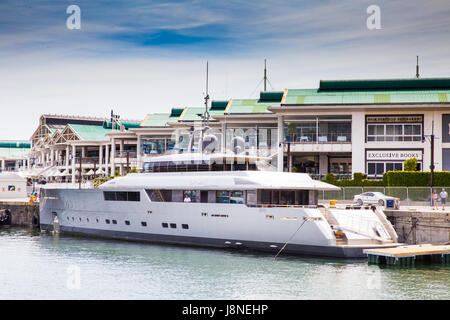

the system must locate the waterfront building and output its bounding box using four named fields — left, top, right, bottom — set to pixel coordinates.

left=269, top=78, right=450, bottom=179
left=0, top=140, right=31, bottom=172
left=14, top=77, right=450, bottom=182
left=27, top=114, right=140, bottom=182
